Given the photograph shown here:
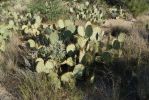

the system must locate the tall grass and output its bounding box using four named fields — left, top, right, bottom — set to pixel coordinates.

left=19, top=71, right=84, bottom=100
